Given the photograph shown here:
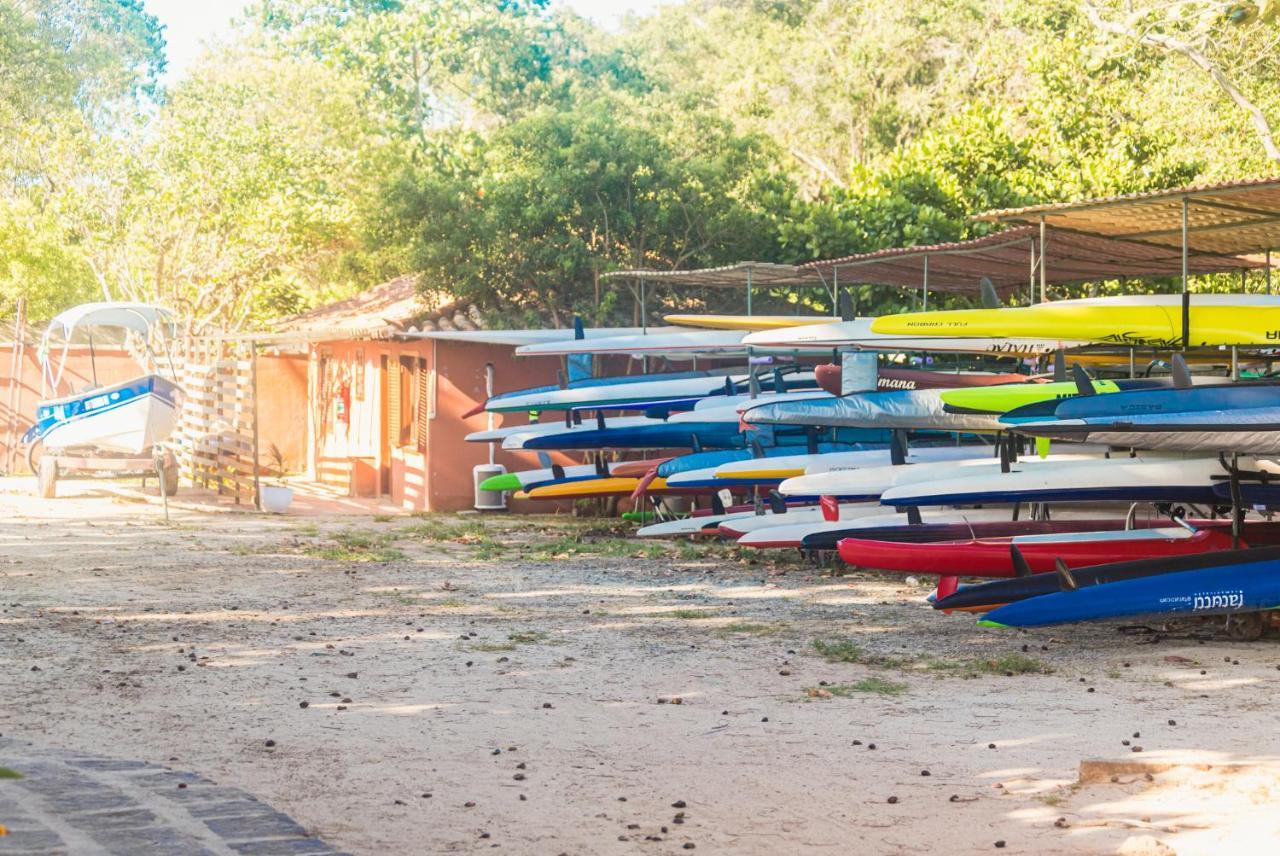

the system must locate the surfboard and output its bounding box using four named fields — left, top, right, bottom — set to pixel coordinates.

left=837, top=526, right=1237, bottom=578
left=523, top=476, right=715, bottom=500
left=777, top=450, right=1143, bottom=499
left=871, top=294, right=1280, bottom=348
left=742, top=389, right=1008, bottom=434
left=933, top=525, right=1280, bottom=612
left=1007, top=382, right=1280, bottom=454
left=879, top=456, right=1280, bottom=507
left=485, top=371, right=756, bottom=413
left=977, top=545, right=1280, bottom=627
left=664, top=314, right=838, bottom=331
left=798, top=517, right=1130, bottom=551
left=480, top=464, right=604, bottom=493
left=713, top=445, right=991, bottom=484
left=741, top=317, right=1085, bottom=355
left=736, top=508, right=1016, bottom=549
